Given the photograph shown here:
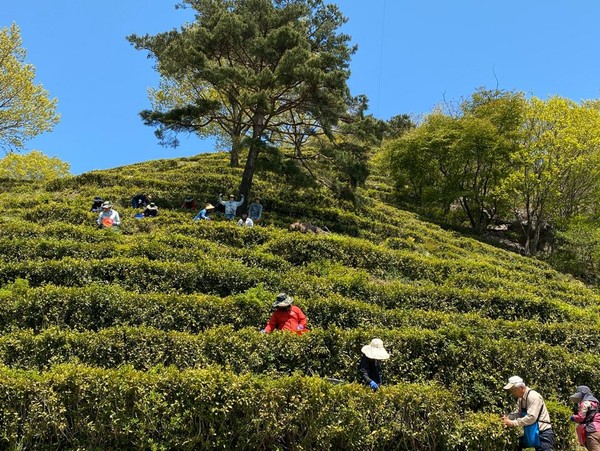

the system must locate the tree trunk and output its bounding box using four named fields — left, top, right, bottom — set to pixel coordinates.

left=230, top=136, right=241, bottom=168
left=237, top=115, right=265, bottom=211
